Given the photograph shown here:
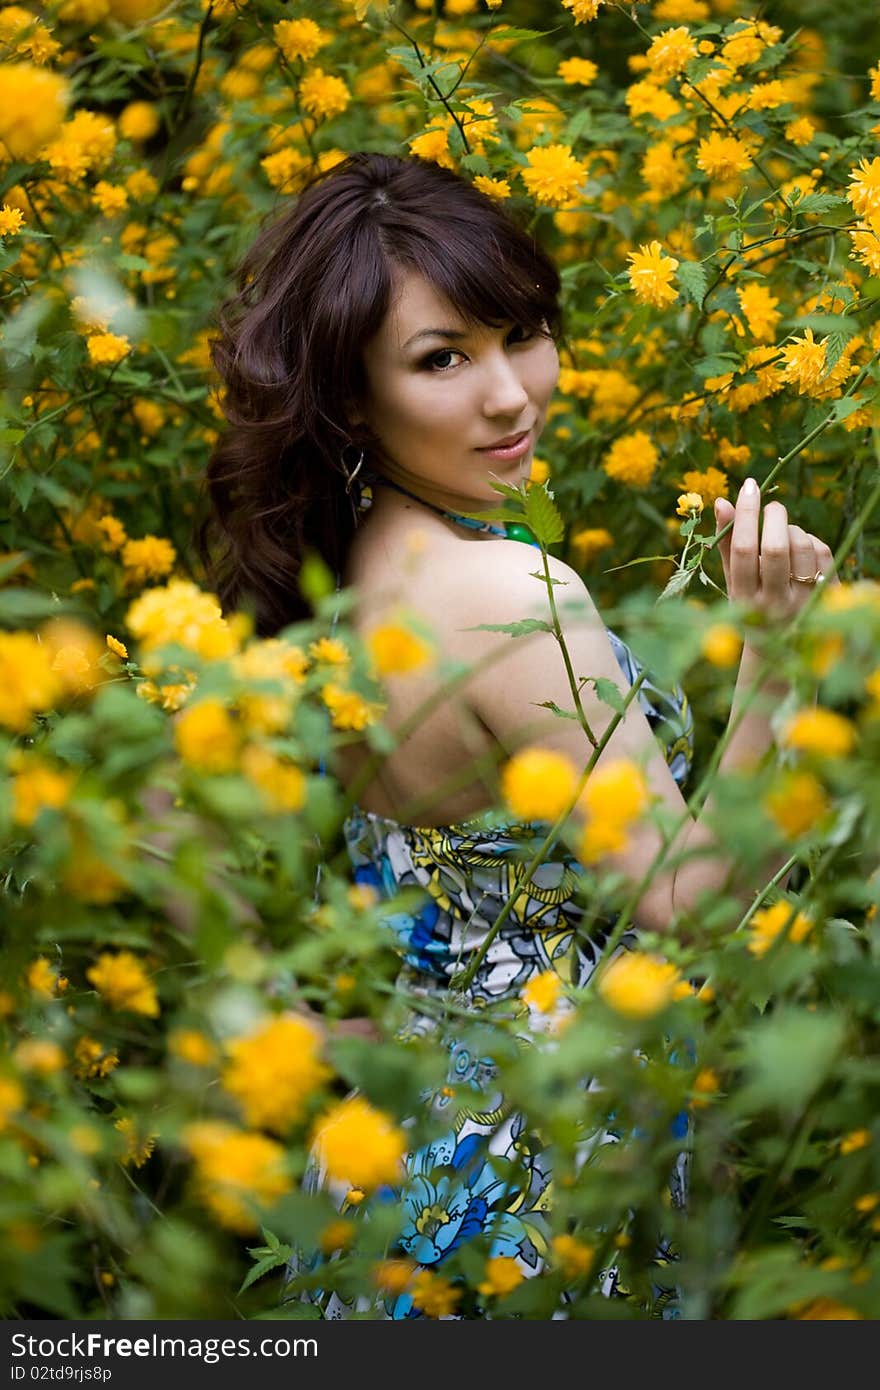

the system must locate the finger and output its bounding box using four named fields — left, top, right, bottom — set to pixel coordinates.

left=788, top=524, right=816, bottom=589
left=730, top=477, right=761, bottom=598
left=714, top=497, right=734, bottom=591
left=758, top=499, right=790, bottom=595
left=810, top=534, right=839, bottom=586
